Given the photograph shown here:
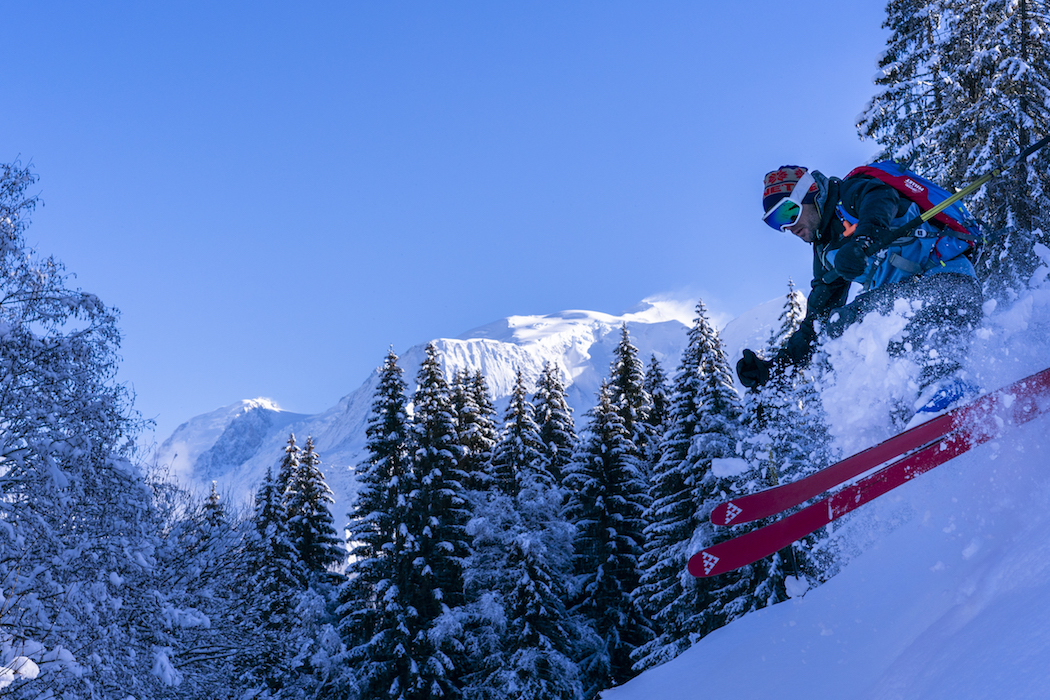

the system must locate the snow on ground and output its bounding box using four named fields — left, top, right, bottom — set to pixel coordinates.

left=605, top=276, right=1050, bottom=700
